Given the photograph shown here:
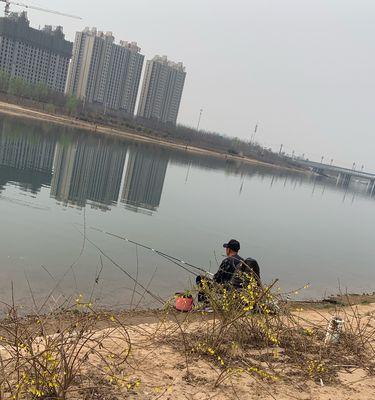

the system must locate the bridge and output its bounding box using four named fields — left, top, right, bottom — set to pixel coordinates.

left=291, top=159, right=375, bottom=195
